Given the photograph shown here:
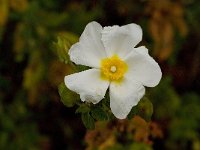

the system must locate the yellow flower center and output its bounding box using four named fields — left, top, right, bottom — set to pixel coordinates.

left=100, top=55, right=128, bottom=81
